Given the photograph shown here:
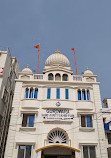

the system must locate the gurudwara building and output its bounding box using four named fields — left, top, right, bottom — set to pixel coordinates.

left=4, top=49, right=109, bottom=158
